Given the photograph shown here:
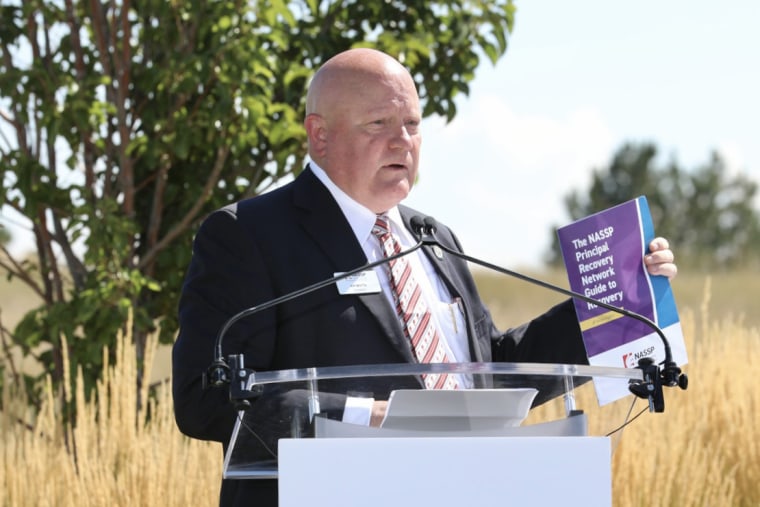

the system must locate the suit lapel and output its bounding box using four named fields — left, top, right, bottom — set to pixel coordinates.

left=292, top=168, right=365, bottom=271
left=292, top=167, right=416, bottom=363
left=356, top=293, right=416, bottom=363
